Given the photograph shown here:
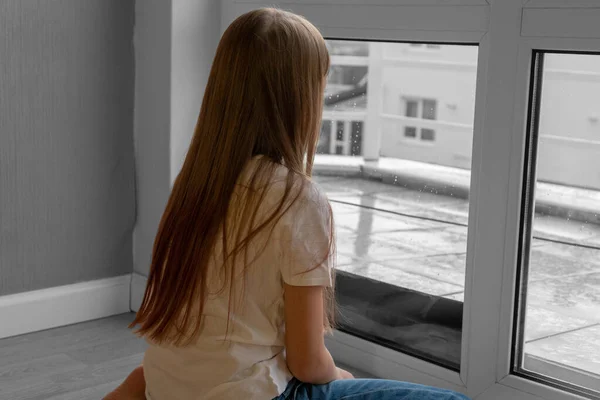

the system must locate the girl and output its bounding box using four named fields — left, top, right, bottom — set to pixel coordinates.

left=107, top=8, right=471, bottom=400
